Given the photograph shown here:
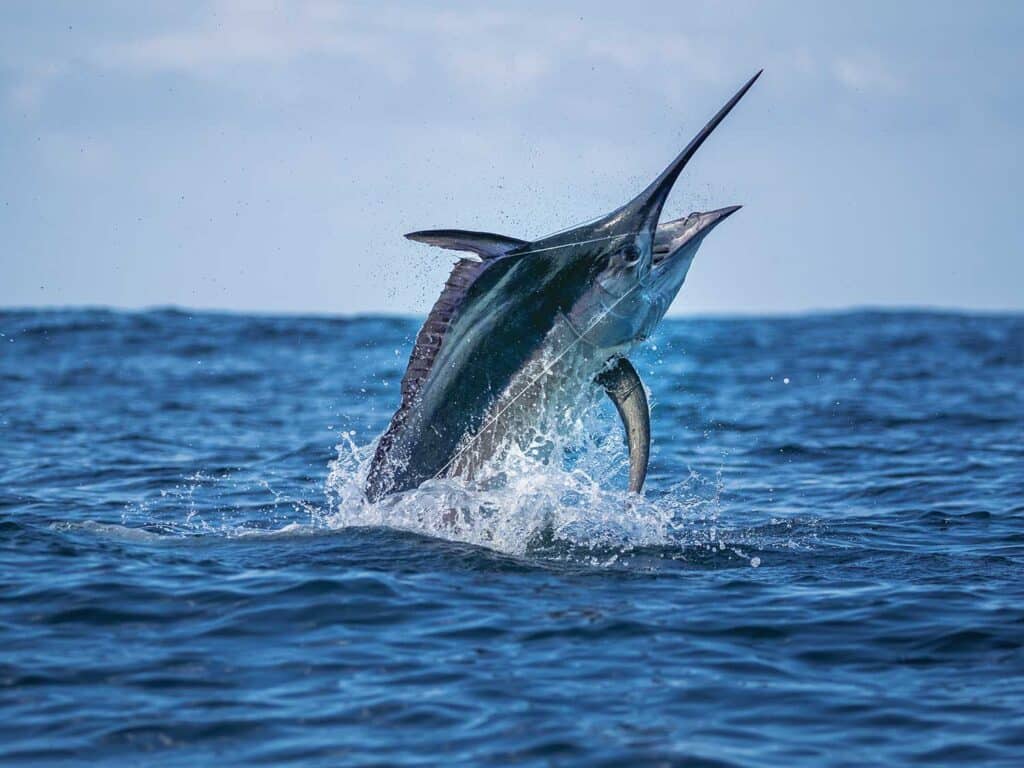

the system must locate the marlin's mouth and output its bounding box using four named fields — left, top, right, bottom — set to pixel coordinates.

left=652, top=205, right=742, bottom=267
